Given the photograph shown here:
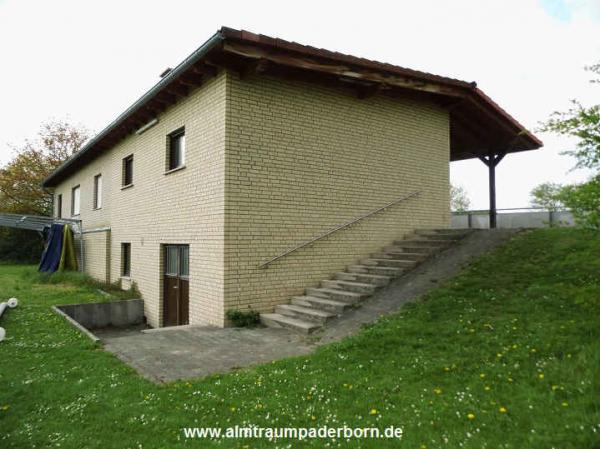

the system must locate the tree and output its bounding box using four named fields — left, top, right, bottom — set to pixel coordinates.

left=530, top=182, right=564, bottom=210
left=0, top=120, right=89, bottom=261
left=450, top=184, right=471, bottom=212
left=557, top=176, right=600, bottom=229
left=538, top=63, right=600, bottom=229
left=0, top=120, right=89, bottom=215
